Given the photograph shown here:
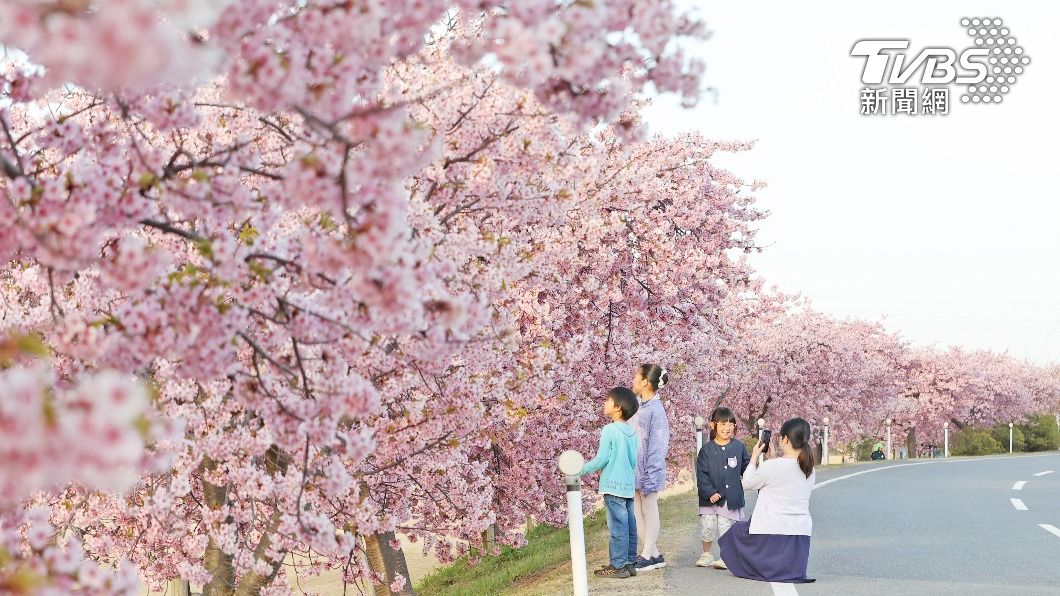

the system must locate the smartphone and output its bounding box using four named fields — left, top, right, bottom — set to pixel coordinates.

left=759, top=429, right=773, bottom=452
